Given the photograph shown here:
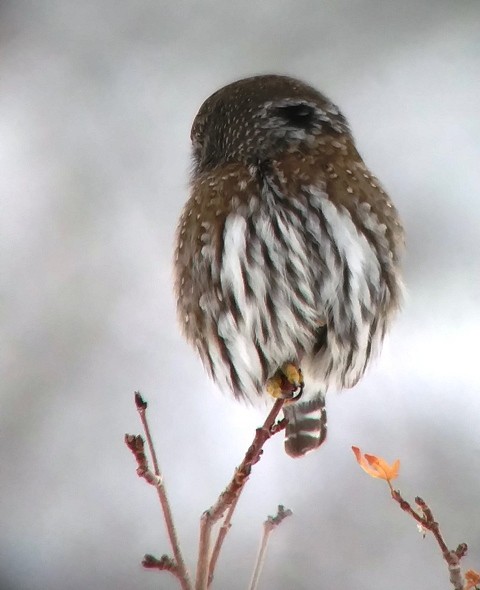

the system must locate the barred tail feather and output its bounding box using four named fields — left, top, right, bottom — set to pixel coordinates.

left=283, top=395, right=327, bottom=458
